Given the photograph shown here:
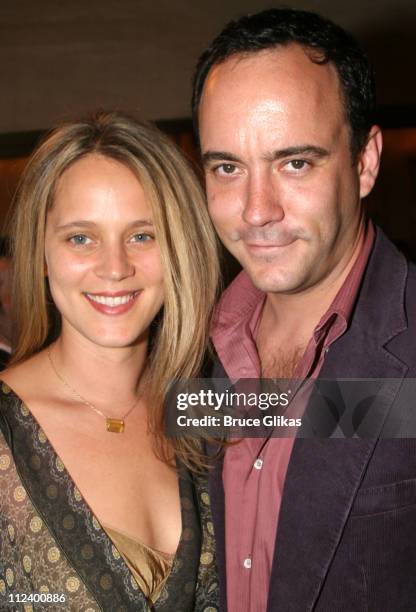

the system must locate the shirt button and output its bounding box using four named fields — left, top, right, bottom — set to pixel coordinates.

left=243, top=558, right=252, bottom=569
left=253, top=458, right=263, bottom=470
